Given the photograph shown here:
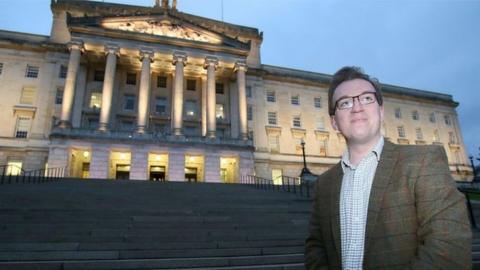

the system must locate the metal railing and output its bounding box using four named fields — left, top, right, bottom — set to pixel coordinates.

left=457, top=181, right=480, bottom=228
left=0, top=165, right=66, bottom=185
left=240, top=175, right=313, bottom=197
